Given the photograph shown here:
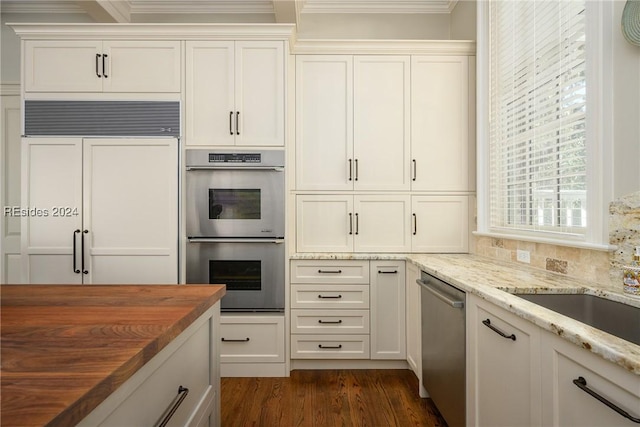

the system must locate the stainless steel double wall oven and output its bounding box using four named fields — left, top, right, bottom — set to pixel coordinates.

left=185, top=149, right=285, bottom=312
